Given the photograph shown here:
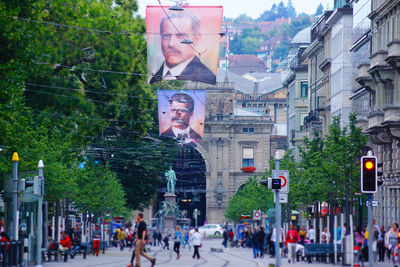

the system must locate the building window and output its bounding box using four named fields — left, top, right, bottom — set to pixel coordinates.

left=249, top=128, right=255, bottom=133
left=301, top=82, right=308, bottom=97
left=243, top=128, right=248, bottom=133
left=242, top=147, right=254, bottom=167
